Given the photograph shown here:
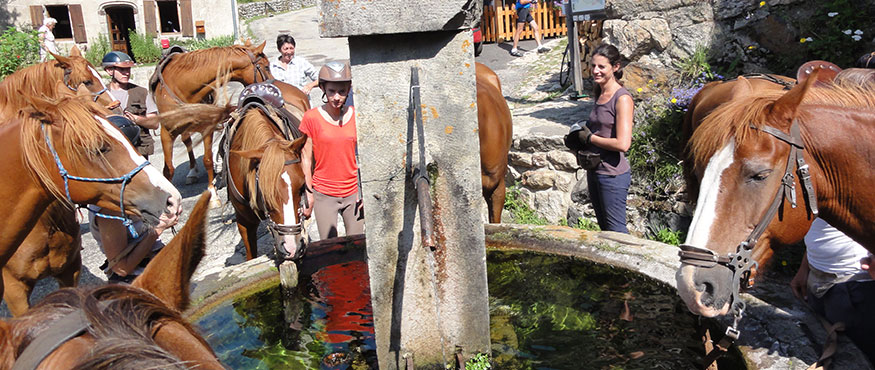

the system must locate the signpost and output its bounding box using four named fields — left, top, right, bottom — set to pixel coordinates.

left=564, top=0, right=605, bottom=98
